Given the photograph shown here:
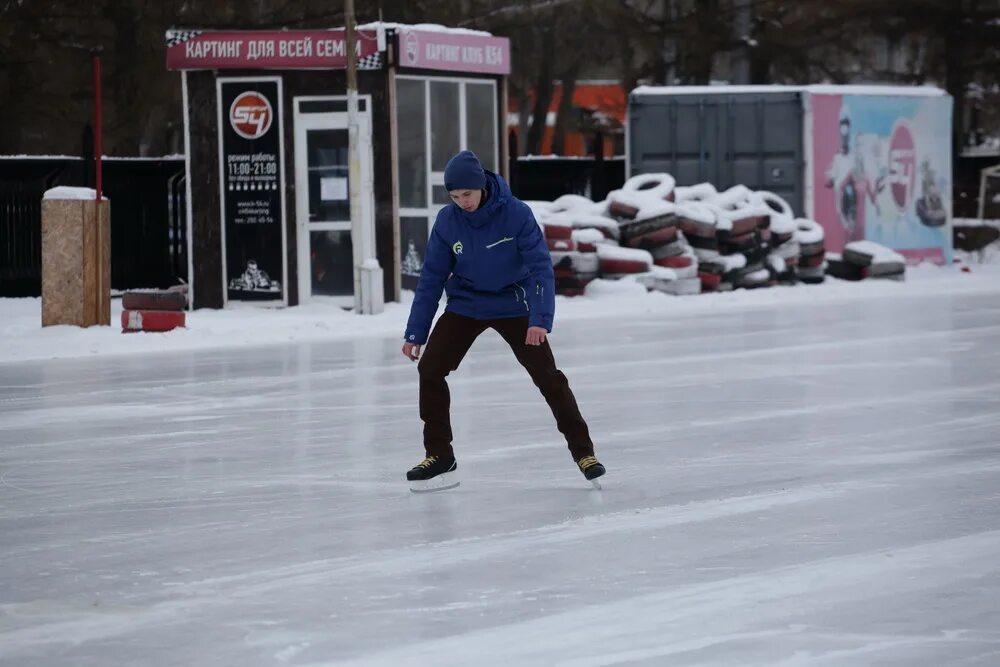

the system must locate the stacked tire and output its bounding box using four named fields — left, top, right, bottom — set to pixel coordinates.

left=713, top=193, right=773, bottom=290
left=674, top=201, right=717, bottom=279
left=596, top=244, right=653, bottom=278
left=757, top=191, right=800, bottom=284
left=121, top=287, right=187, bottom=333
left=794, top=219, right=826, bottom=284
left=529, top=175, right=897, bottom=299
left=828, top=241, right=906, bottom=281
